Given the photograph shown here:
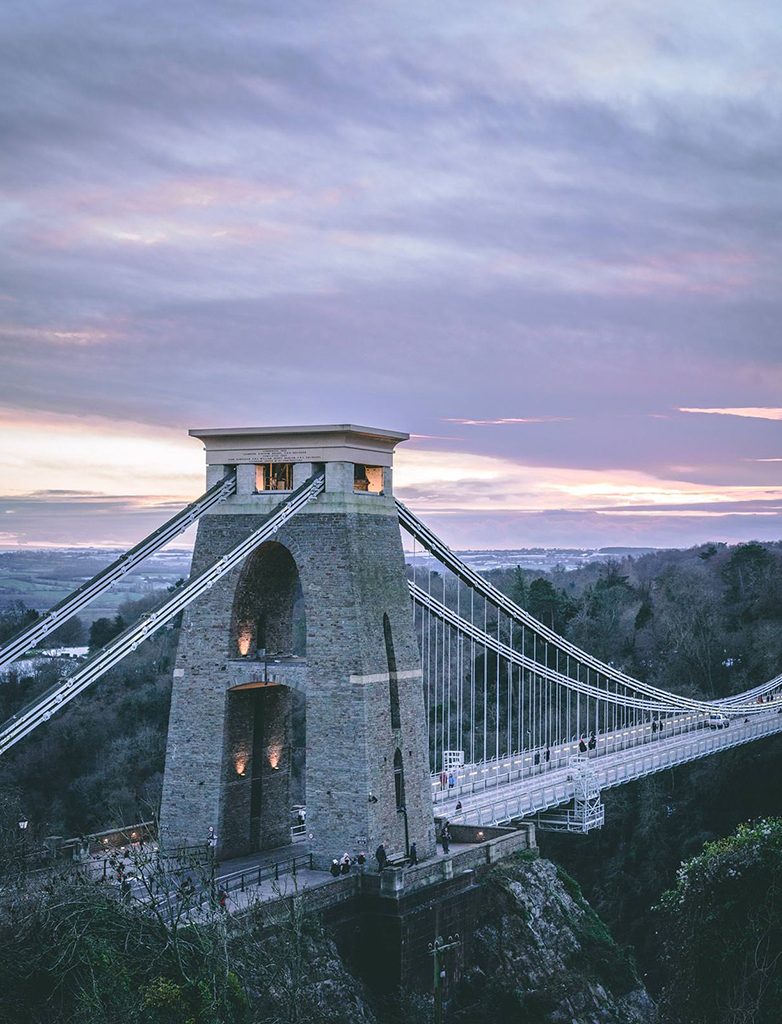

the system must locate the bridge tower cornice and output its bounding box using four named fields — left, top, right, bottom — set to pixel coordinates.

left=189, top=423, right=408, bottom=466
